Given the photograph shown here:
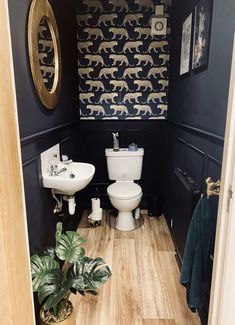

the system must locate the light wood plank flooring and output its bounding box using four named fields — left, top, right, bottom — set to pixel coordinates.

left=70, top=210, right=200, bottom=325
